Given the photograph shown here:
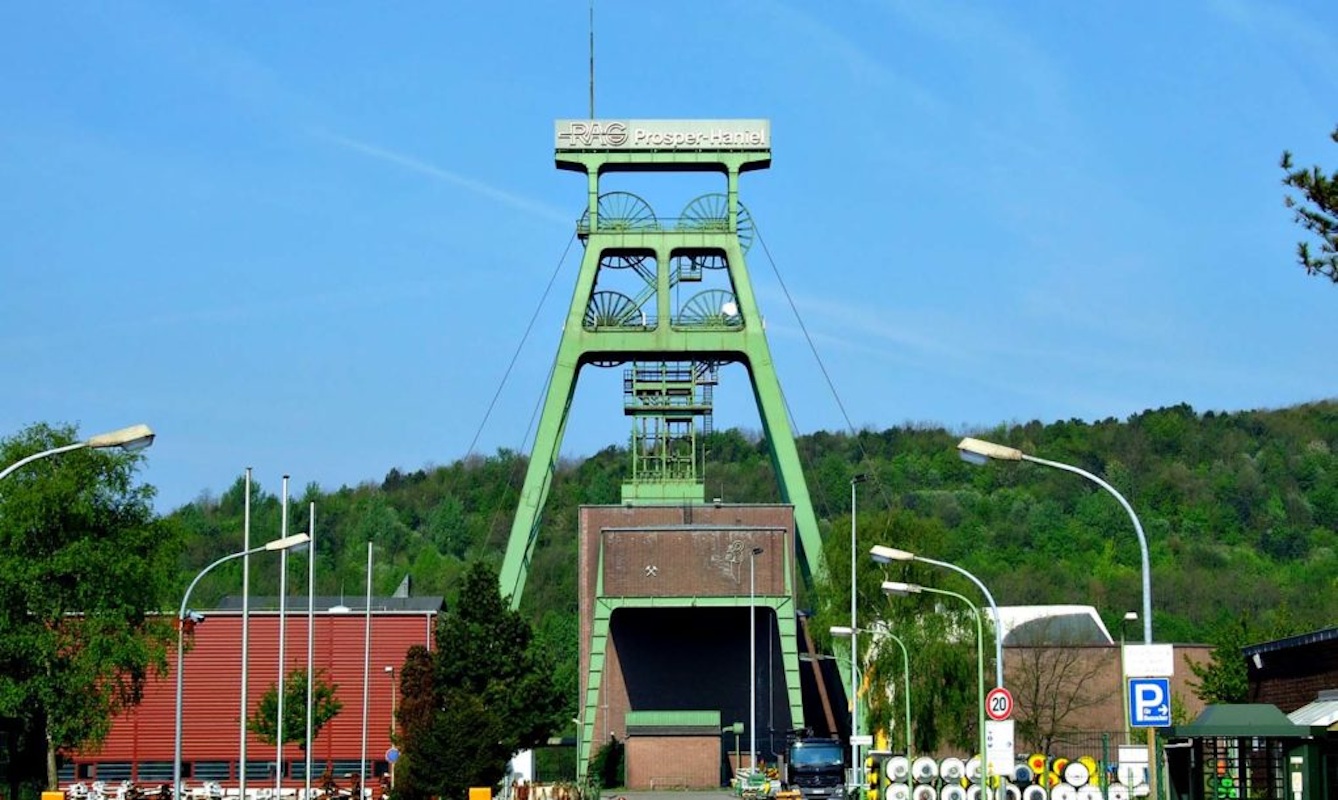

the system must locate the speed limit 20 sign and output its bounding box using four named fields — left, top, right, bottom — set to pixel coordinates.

left=986, top=687, right=1014, bottom=721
